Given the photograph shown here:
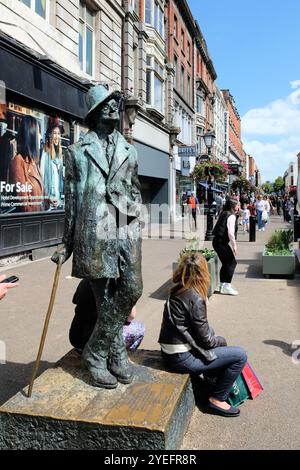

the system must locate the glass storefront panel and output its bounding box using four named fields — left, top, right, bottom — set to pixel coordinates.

left=0, top=101, right=70, bottom=215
